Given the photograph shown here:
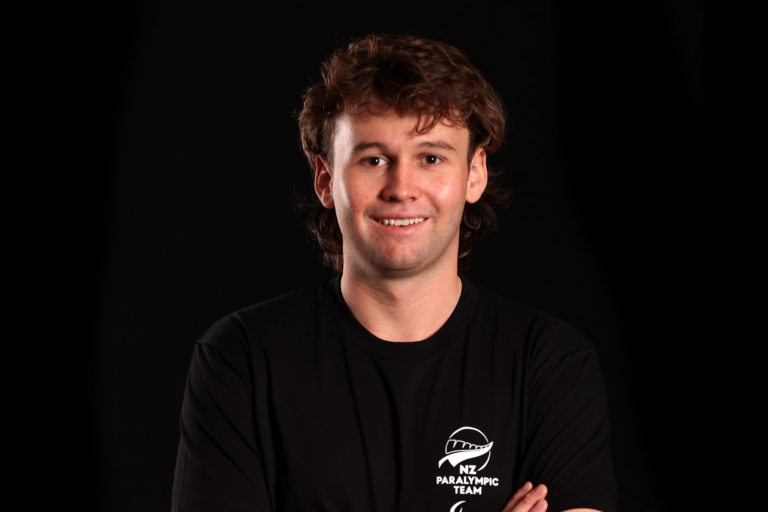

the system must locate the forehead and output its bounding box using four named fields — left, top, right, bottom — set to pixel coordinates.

left=333, top=110, right=470, bottom=151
